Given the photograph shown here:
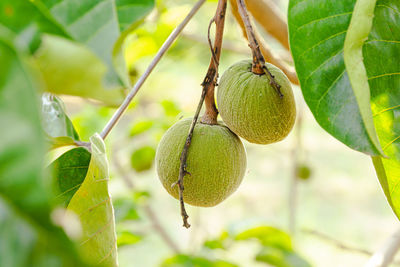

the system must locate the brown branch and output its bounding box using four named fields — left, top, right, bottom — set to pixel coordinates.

left=245, top=0, right=289, bottom=50
left=173, top=0, right=228, bottom=229
left=235, top=0, right=282, bottom=97
left=229, top=0, right=299, bottom=85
